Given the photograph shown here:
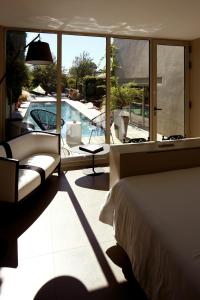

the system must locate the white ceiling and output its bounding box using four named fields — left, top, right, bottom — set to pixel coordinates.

left=1, top=0, right=200, bottom=40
